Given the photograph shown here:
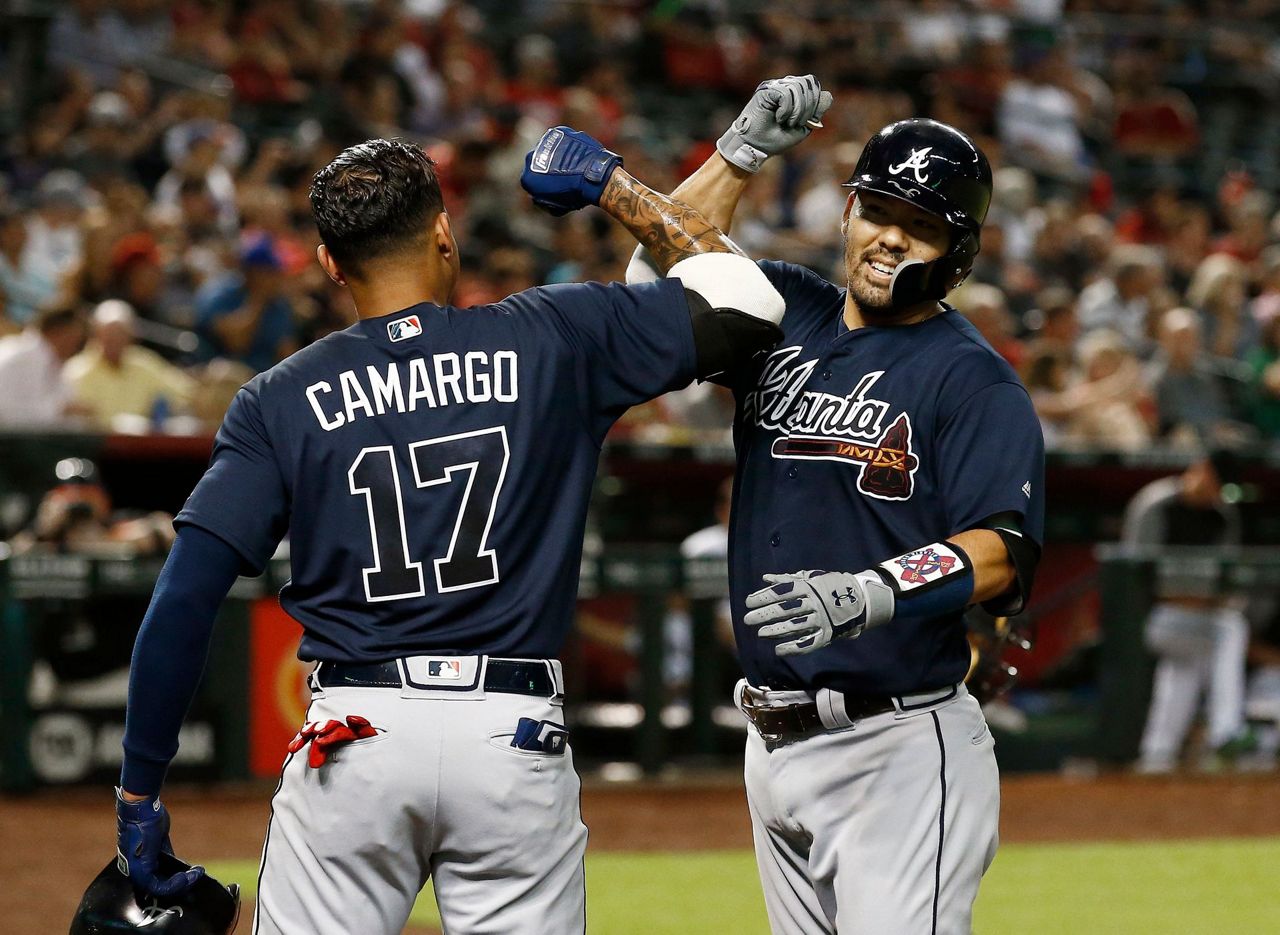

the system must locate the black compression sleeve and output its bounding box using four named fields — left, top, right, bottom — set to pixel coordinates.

left=685, top=287, right=783, bottom=380
left=120, top=525, right=245, bottom=794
